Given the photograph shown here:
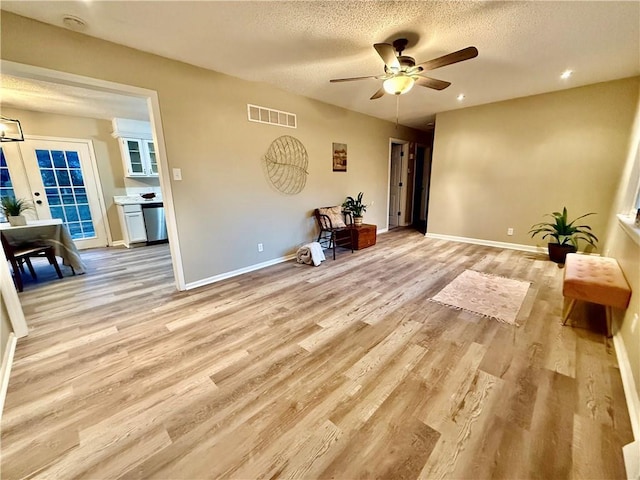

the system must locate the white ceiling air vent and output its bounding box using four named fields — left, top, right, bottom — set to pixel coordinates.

left=247, top=104, right=296, bottom=129
left=62, top=15, right=88, bottom=31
